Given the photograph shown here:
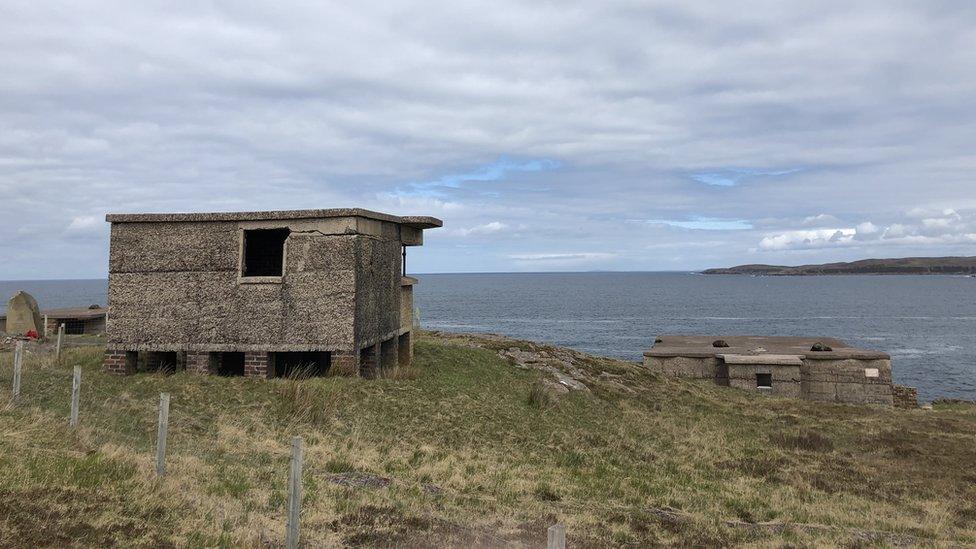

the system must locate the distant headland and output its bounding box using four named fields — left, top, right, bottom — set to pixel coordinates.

left=702, top=256, right=976, bottom=276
